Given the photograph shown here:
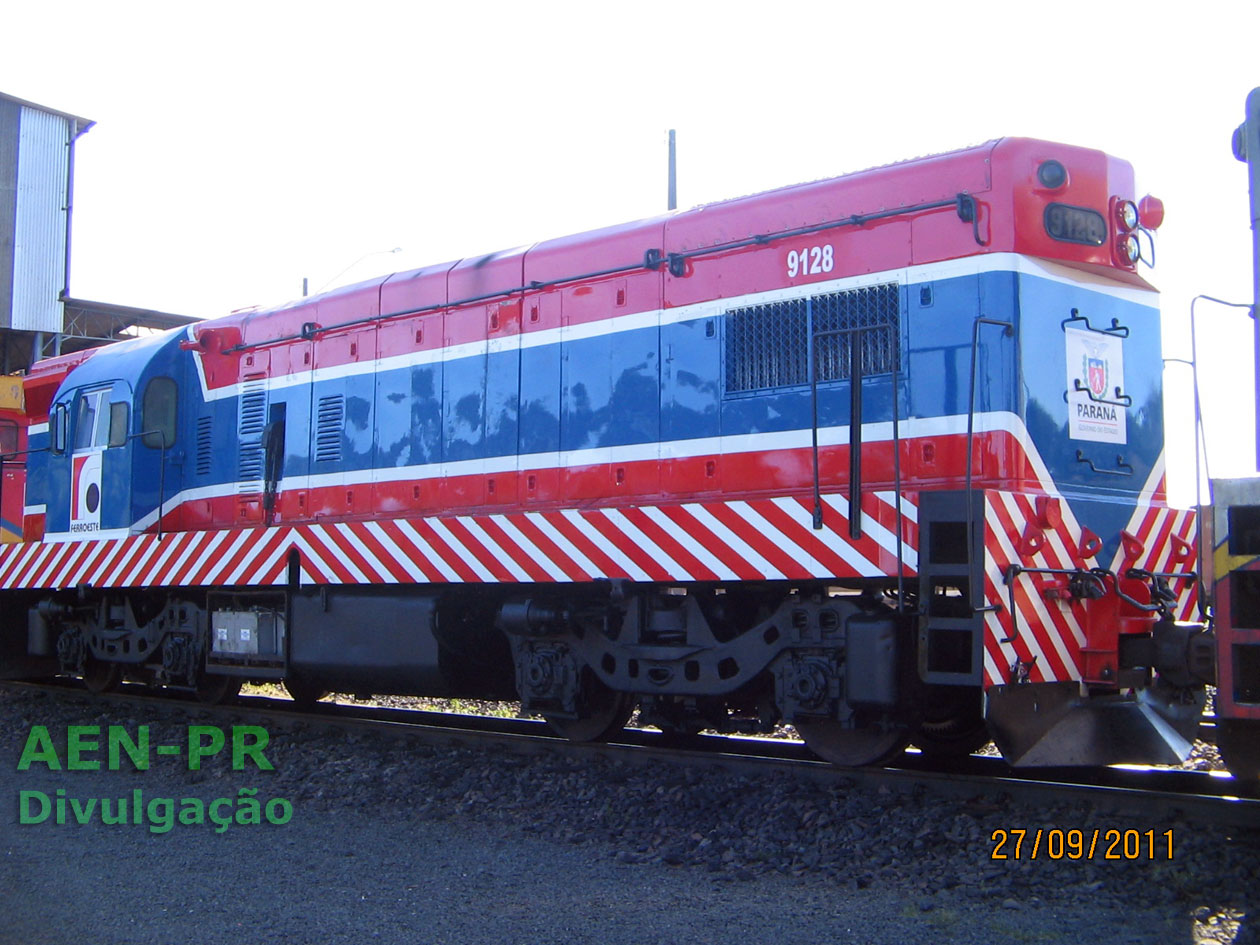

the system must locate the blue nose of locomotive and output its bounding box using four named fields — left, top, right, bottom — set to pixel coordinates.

left=42, top=328, right=189, bottom=539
